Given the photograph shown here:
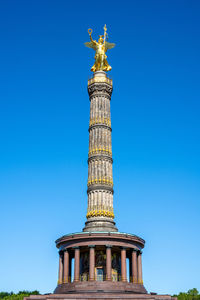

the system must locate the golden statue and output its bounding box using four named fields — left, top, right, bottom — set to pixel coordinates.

left=85, top=25, right=115, bottom=72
